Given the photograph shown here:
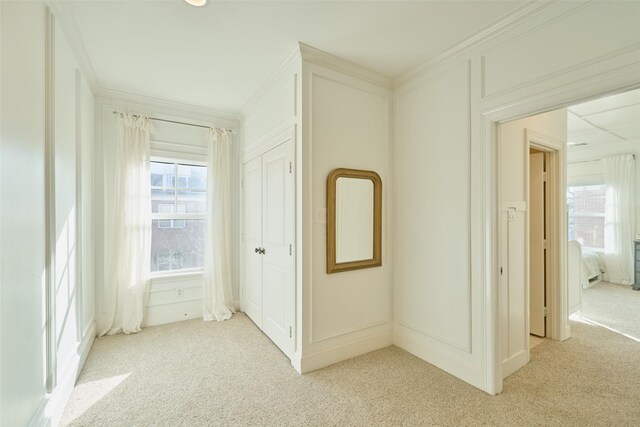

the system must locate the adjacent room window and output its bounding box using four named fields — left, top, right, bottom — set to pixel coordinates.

left=150, top=160, right=207, bottom=273
left=567, top=184, right=606, bottom=250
